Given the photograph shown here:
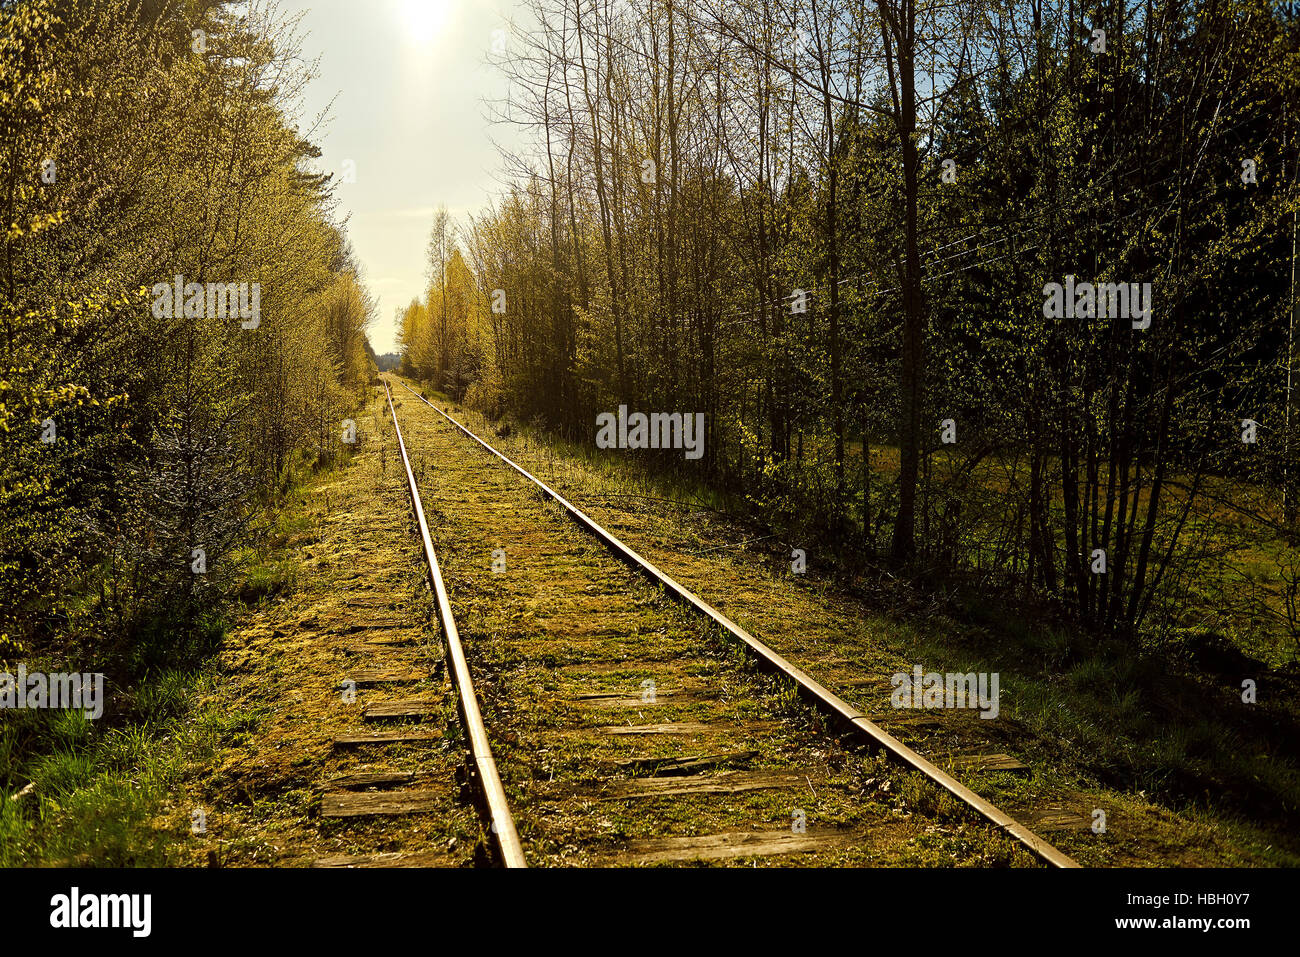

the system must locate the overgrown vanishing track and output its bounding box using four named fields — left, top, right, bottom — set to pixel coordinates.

left=329, top=378, right=1078, bottom=868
